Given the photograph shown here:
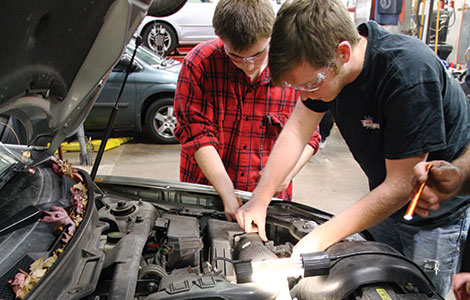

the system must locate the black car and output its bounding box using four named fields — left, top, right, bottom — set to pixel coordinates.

left=0, top=1, right=444, bottom=300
